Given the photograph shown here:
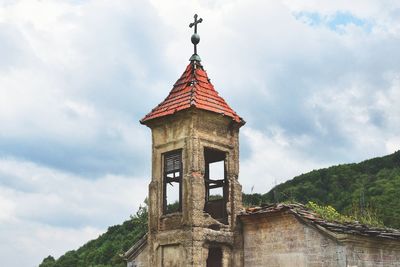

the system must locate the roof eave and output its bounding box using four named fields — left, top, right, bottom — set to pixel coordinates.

left=123, top=234, right=148, bottom=260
